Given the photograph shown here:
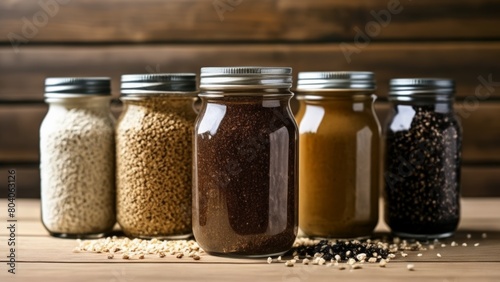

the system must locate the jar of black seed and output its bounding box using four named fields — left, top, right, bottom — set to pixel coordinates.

left=116, top=73, right=198, bottom=239
left=193, top=67, right=298, bottom=257
left=384, top=78, right=462, bottom=239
